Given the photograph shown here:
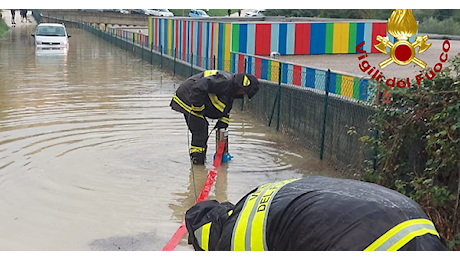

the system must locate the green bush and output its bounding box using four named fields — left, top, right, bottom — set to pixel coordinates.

left=0, top=12, right=9, bottom=38
left=419, top=17, right=460, bottom=35
left=361, top=55, right=460, bottom=250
